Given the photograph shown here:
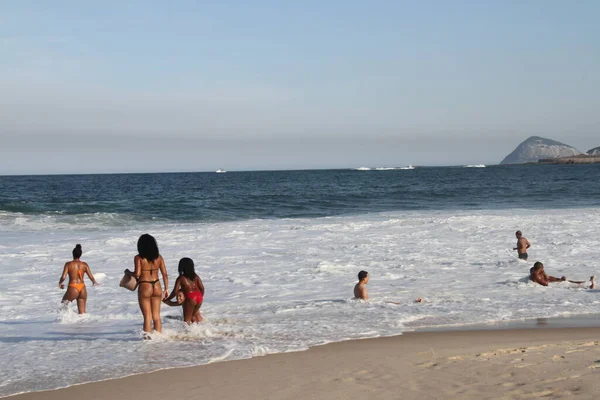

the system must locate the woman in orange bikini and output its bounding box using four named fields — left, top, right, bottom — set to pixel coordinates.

left=164, top=257, right=205, bottom=324
left=124, top=234, right=169, bottom=334
left=58, top=244, right=99, bottom=314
